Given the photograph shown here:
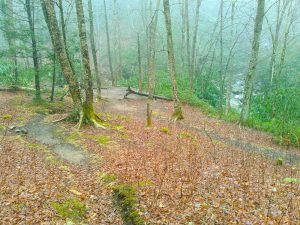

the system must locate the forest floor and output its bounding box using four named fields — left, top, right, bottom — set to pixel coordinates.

left=0, top=87, right=299, bottom=224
